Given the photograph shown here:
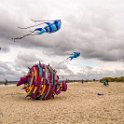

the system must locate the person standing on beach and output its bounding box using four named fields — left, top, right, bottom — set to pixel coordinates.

left=82, top=79, right=83, bottom=84
left=4, top=79, right=8, bottom=85
left=103, top=79, right=109, bottom=86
